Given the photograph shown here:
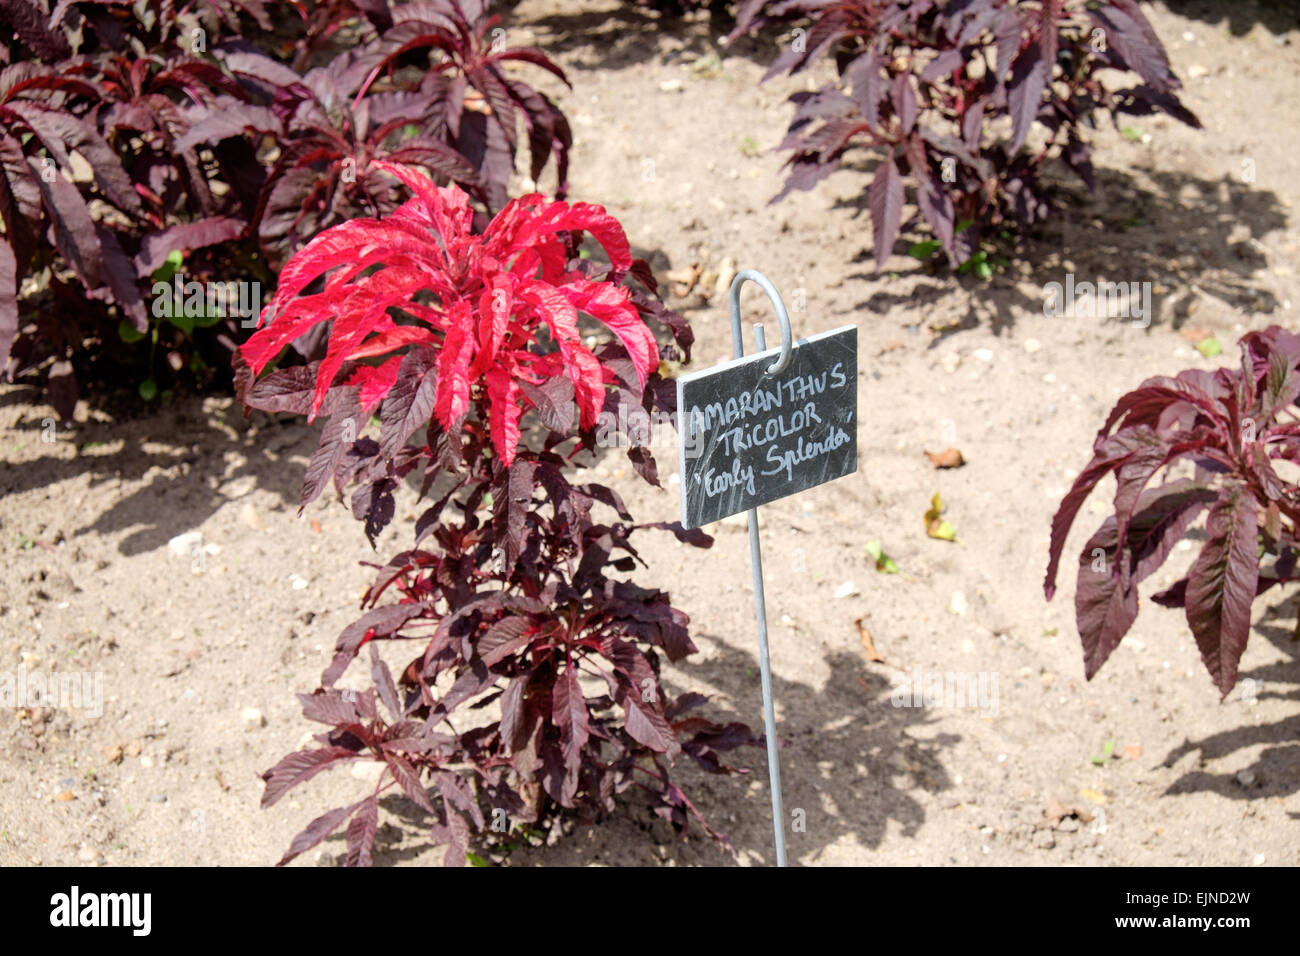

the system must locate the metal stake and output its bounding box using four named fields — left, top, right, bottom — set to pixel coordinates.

left=728, top=270, right=793, bottom=867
